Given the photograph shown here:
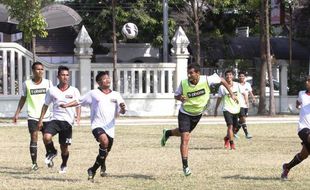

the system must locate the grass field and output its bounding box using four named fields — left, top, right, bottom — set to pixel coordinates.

left=1, top=121, right=310, bottom=190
